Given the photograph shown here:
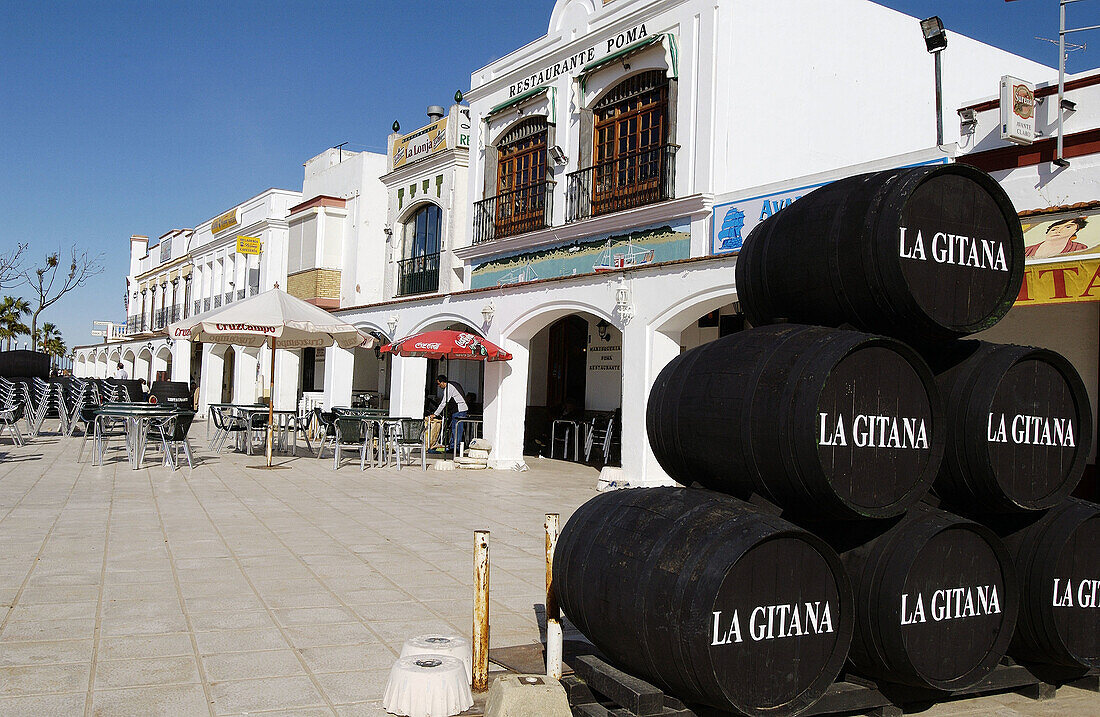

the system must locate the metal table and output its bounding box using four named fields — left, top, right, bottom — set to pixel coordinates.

left=235, top=406, right=300, bottom=455
left=92, top=405, right=184, bottom=470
